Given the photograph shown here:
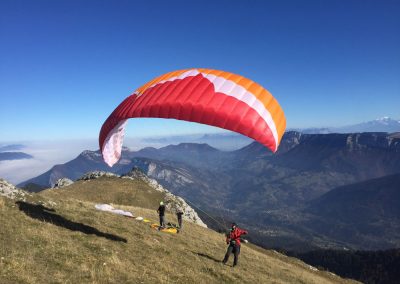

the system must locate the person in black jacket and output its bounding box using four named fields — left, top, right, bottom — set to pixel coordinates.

left=157, top=201, right=166, bottom=228
left=176, top=208, right=184, bottom=231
